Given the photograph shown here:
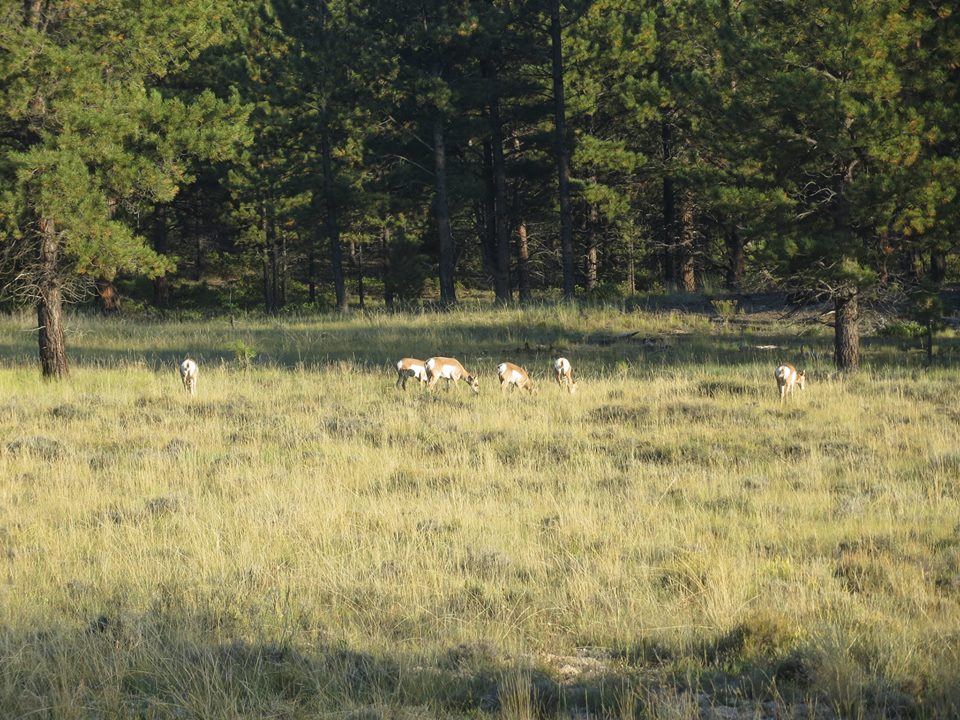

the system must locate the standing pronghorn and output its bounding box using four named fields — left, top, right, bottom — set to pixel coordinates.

left=425, top=356, right=480, bottom=394
left=774, top=363, right=805, bottom=403
left=395, top=358, right=428, bottom=390
left=497, top=362, right=535, bottom=393
left=553, top=357, right=577, bottom=394
left=179, top=358, right=199, bottom=395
